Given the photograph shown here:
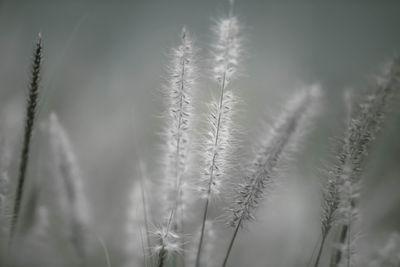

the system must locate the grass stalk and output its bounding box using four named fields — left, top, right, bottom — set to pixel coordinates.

left=10, top=33, right=42, bottom=240
left=196, top=72, right=227, bottom=267
left=139, top=163, right=153, bottom=266
left=221, top=217, right=241, bottom=267
left=329, top=225, right=348, bottom=267
left=313, top=234, right=327, bottom=267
